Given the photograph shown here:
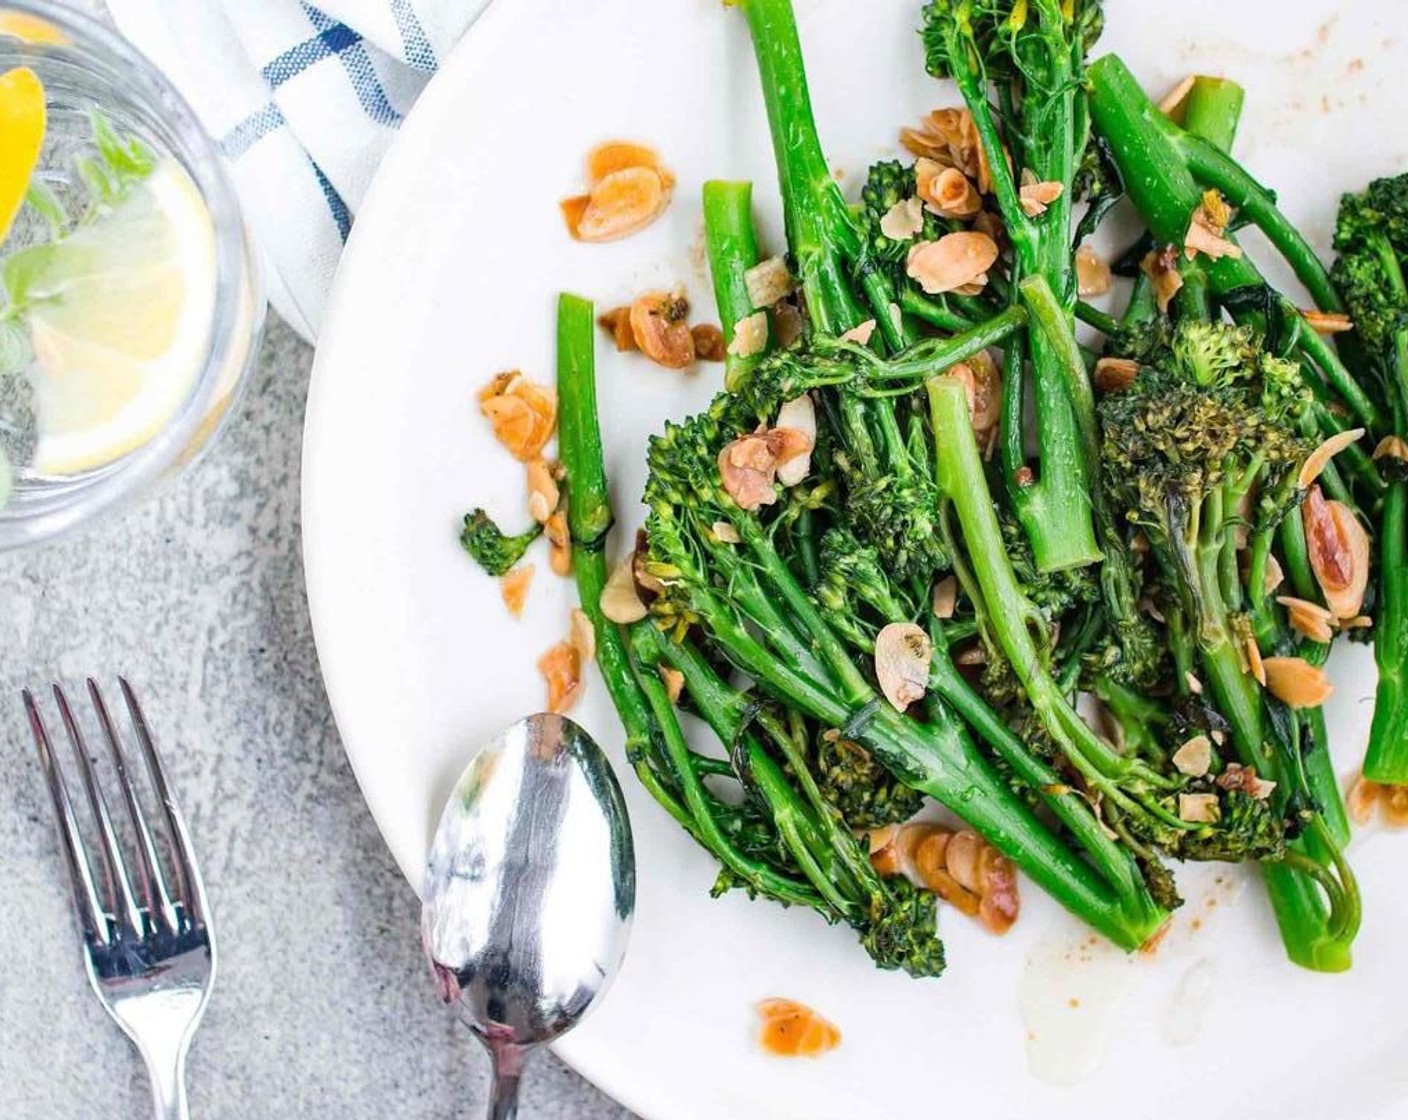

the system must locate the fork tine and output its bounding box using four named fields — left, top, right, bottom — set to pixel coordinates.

left=24, top=689, right=111, bottom=946
left=88, top=680, right=179, bottom=934
left=119, top=678, right=208, bottom=927
left=53, top=684, right=144, bottom=936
